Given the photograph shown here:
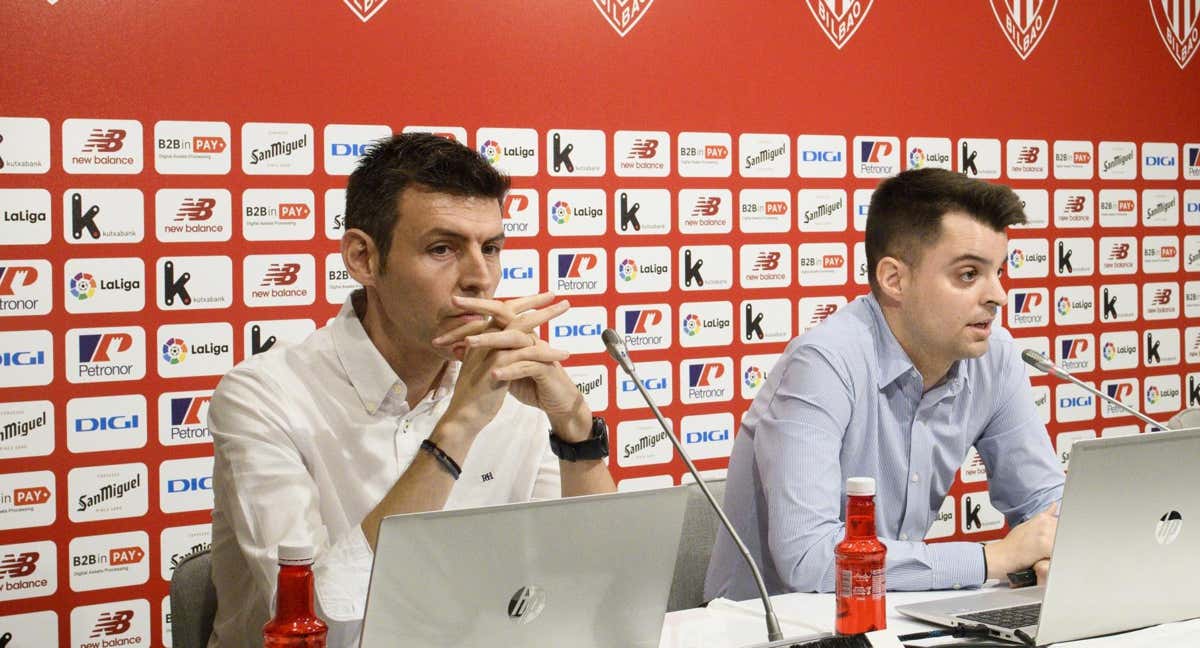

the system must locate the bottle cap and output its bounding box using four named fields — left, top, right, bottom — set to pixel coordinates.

left=846, top=477, right=876, bottom=496
left=277, top=544, right=314, bottom=566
